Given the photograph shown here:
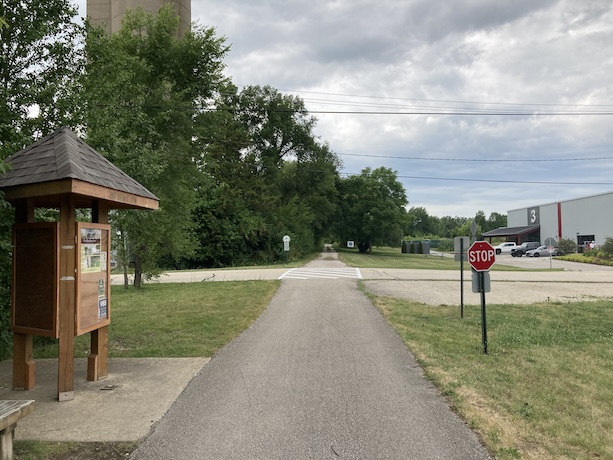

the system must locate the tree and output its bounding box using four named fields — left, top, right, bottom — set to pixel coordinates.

left=406, top=207, right=436, bottom=236
left=236, top=85, right=318, bottom=175
left=275, top=142, right=340, bottom=254
left=487, top=212, right=507, bottom=231
left=437, top=215, right=470, bottom=238
left=0, top=2, right=81, bottom=358
left=189, top=85, right=340, bottom=266
left=187, top=87, right=273, bottom=267
left=82, top=6, right=229, bottom=287
left=474, top=210, right=488, bottom=232
left=335, top=167, right=408, bottom=253
left=236, top=85, right=340, bottom=257
left=0, top=0, right=82, bottom=159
